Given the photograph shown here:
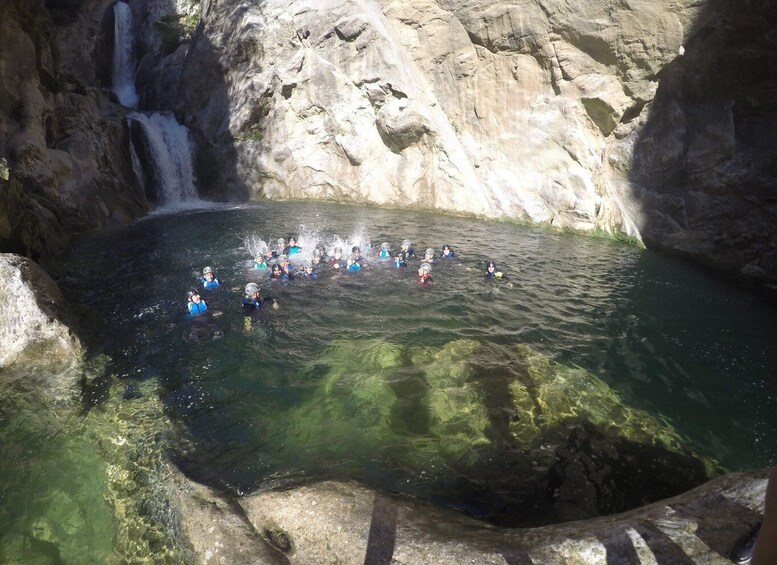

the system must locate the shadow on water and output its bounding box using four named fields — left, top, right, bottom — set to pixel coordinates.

left=628, top=0, right=777, bottom=284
